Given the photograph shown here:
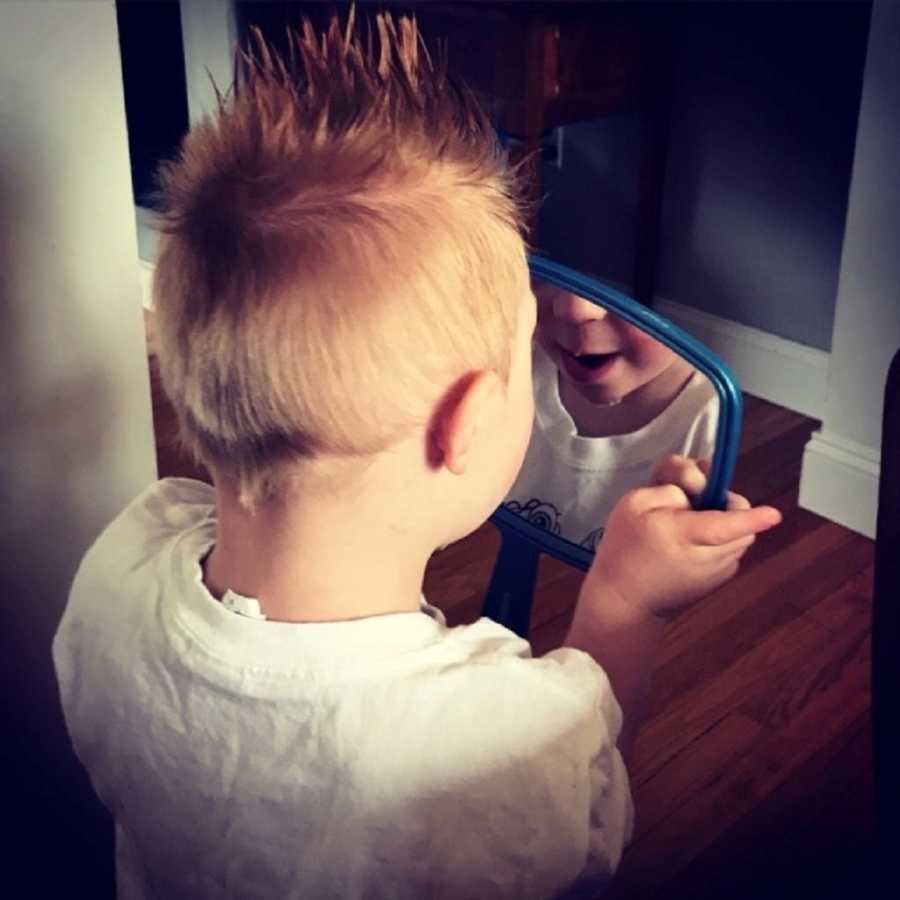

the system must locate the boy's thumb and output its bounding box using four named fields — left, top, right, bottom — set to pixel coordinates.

left=687, top=505, right=782, bottom=546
